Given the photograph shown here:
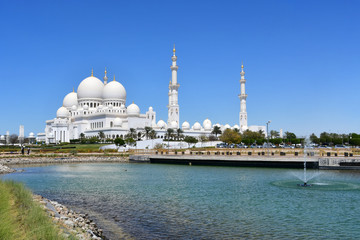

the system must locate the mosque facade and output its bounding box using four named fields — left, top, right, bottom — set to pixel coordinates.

left=42, top=47, right=265, bottom=144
